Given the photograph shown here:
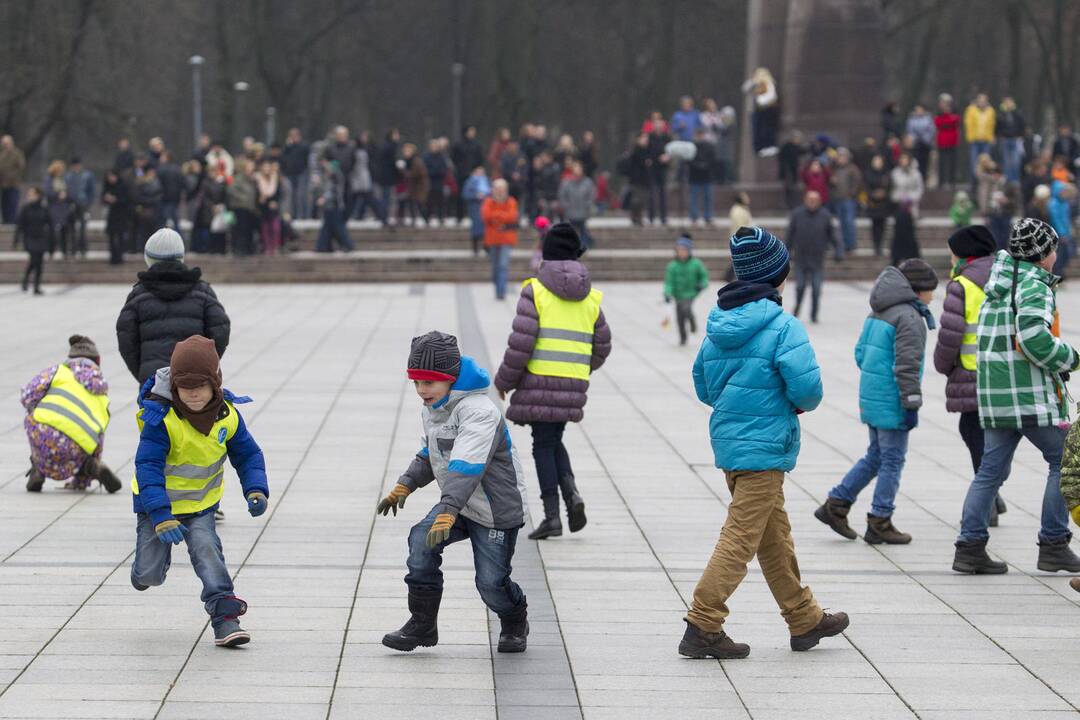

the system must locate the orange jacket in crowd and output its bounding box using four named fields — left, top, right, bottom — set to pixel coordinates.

left=481, top=196, right=519, bottom=247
